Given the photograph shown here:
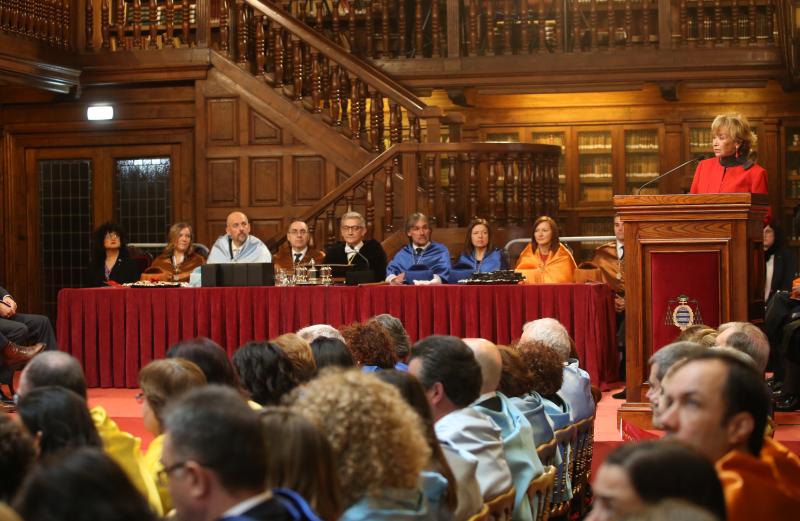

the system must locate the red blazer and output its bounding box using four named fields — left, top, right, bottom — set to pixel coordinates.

left=690, top=157, right=768, bottom=194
